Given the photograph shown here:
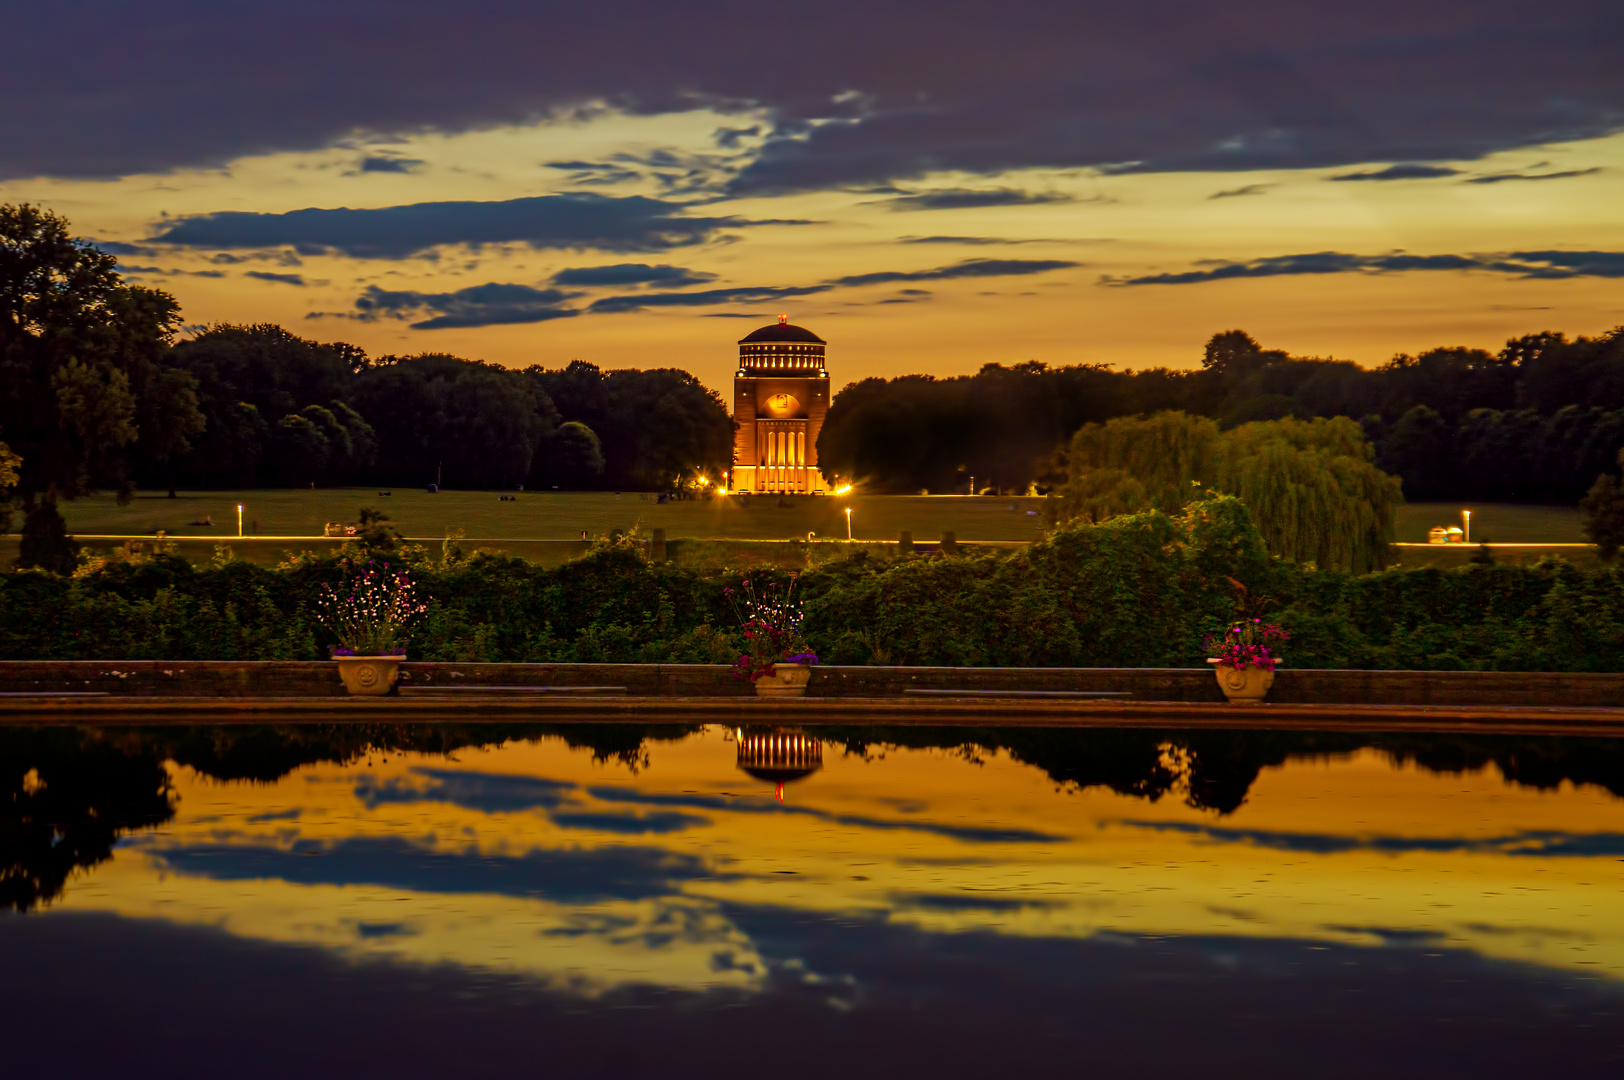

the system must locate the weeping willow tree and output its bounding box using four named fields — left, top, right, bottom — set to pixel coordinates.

left=1049, top=411, right=1402, bottom=572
